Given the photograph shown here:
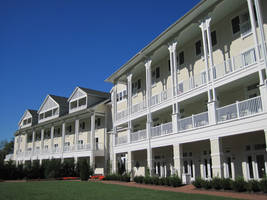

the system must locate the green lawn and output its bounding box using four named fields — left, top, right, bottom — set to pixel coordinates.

left=0, top=181, right=239, bottom=200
